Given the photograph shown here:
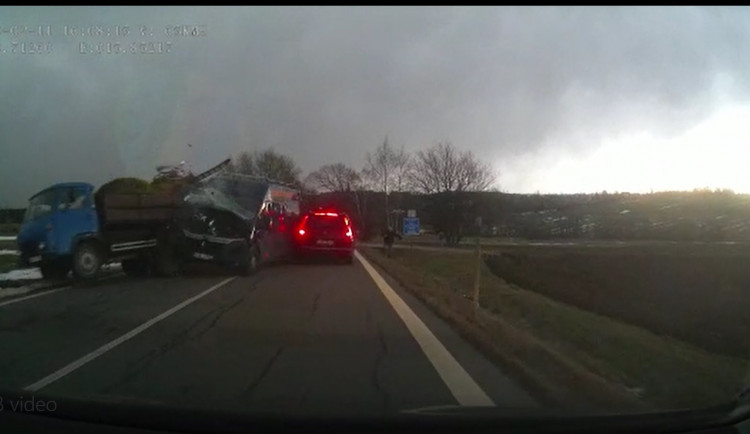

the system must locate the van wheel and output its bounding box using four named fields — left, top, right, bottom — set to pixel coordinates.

left=239, top=246, right=260, bottom=276
left=72, top=241, right=103, bottom=280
